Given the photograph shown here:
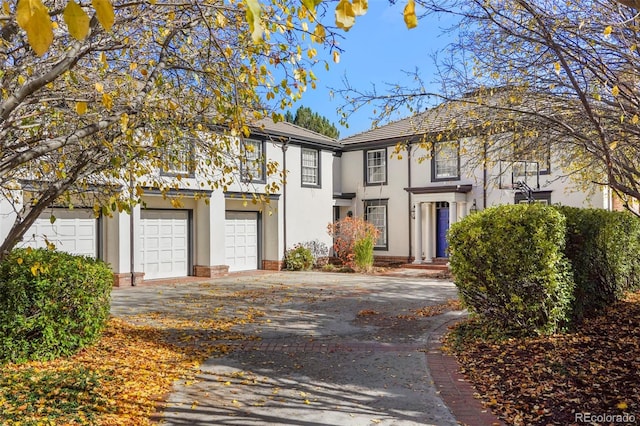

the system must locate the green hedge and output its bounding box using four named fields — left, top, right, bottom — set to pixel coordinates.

left=0, top=248, right=113, bottom=364
left=559, top=206, right=640, bottom=321
left=448, top=204, right=574, bottom=336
